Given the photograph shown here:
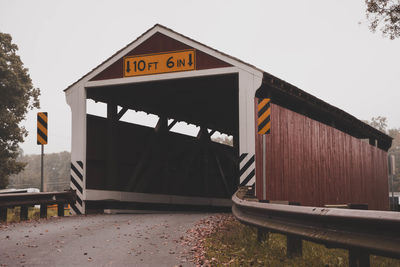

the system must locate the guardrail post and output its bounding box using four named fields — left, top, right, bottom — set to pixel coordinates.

left=20, top=206, right=28, bottom=221
left=257, top=228, right=269, bottom=242
left=0, top=208, right=7, bottom=222
left=40, top=204, right=47, bottom=218
left=287, top=234, right=302, bottom=258
left=285, top=201, right=302, bottom=258
left=349, top=249, right=370, bottom=267
left=57, top=204, right=64, bottom=217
